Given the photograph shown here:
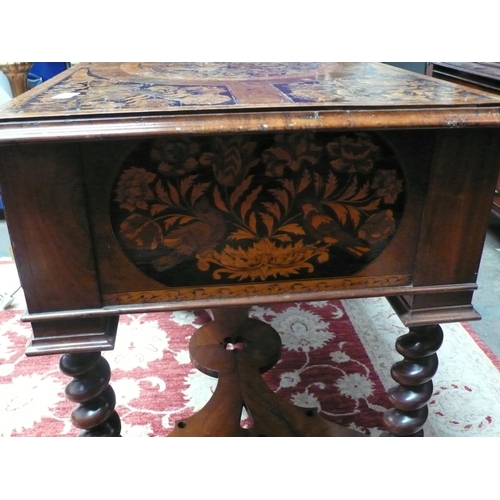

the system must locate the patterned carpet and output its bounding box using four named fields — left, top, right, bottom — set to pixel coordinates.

left=1, top=258, right=500, bottom=437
